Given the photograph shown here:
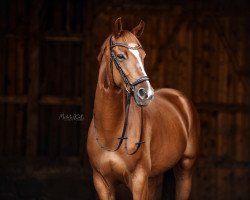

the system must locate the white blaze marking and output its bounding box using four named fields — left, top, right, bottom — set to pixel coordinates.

left=128, top=43, right=154, bottom=97
left=128, top=43, right=147, bottom=76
